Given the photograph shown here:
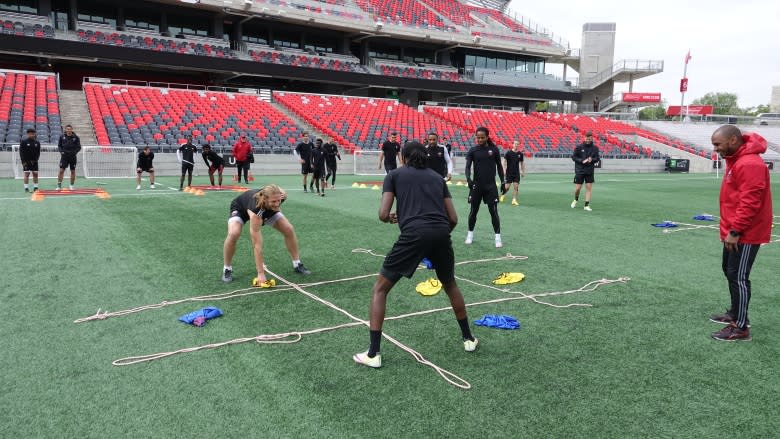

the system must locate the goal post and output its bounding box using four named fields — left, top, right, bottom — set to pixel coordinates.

left=10, top=145, right=138, bottom=179
left=82, top=146, right=138, bottom=178
left=352, top=150, right=385, bottom=176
